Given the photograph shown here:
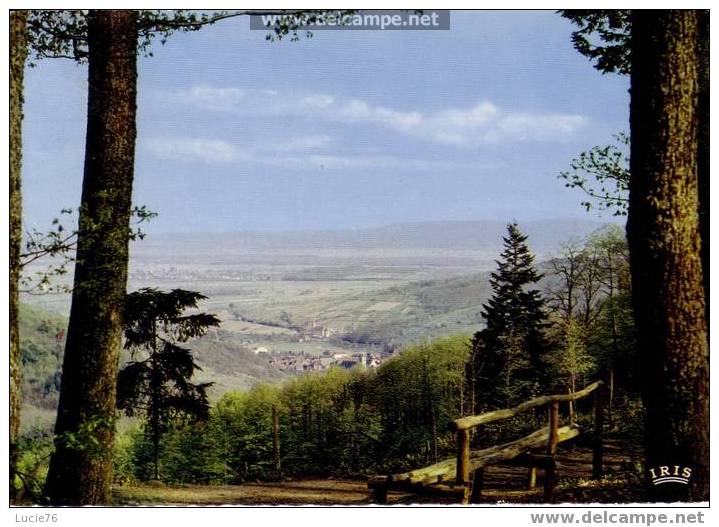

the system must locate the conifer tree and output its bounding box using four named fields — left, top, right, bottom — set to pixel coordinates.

left=471, top=223, right=548, bottom=409
left=116, top=288, right=220, bottom=481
